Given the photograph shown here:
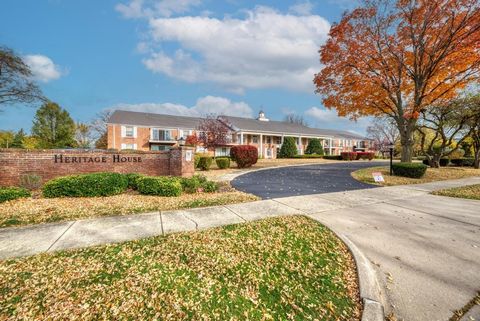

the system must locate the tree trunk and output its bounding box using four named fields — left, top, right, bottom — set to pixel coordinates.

left=475, top=149, right=480, bottom=169
left=397, top=116, right=415, bottom=163
left=400, top=131, right=414, bottom=163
